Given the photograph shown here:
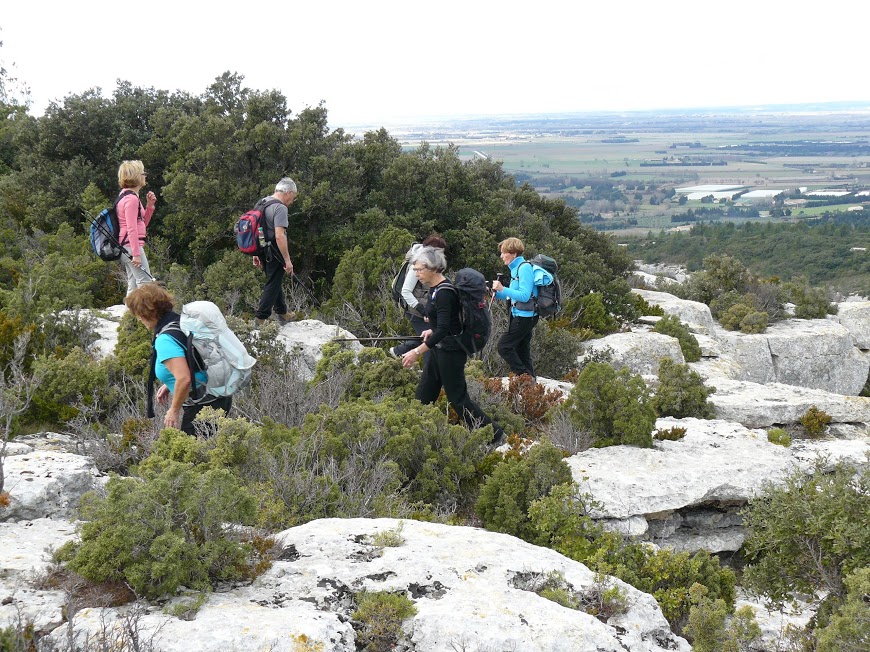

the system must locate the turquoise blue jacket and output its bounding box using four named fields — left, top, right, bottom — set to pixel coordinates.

left=494, top=256, right=537, bottom=318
